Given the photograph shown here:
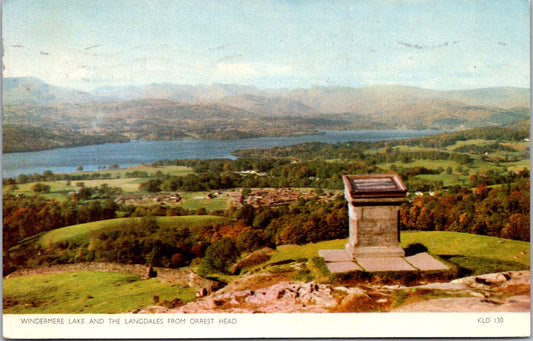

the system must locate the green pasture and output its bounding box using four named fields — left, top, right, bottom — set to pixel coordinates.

left=262, top=231, right=529, bottom=276
left=506, top=160, right=530, bottom=172
left=400, top=231, right=530, bottom=271
left=501, top=141, right=530, bottom=152
left=445, top=138, right=494, bottom=150
left=3, top=271, right=196, bottom=314
left=71, top=165, right=193, bottom=178
left=178, top=192, right=231, bottom=211
left=416, top=173, right=469, bottom=187
left=4, top=165, right=195, bottom=197
left=378, top=159, right=459, bottom=171
left=37, top=215, right=230, bottom=248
